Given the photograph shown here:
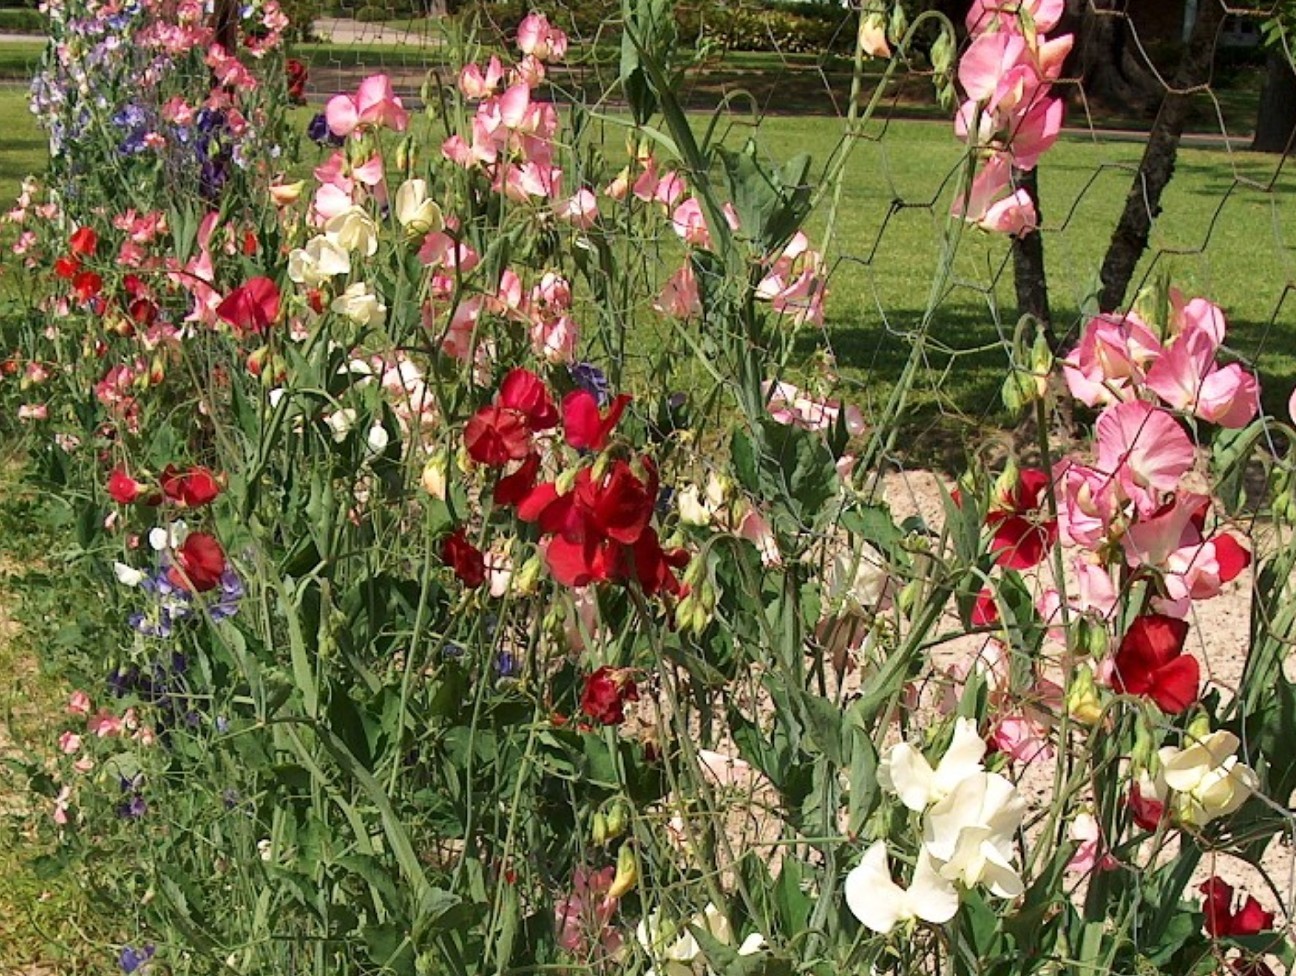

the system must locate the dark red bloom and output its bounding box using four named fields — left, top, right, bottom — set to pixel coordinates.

left=107, top=467, right=144, bottom=504
left=563, top=391, right=631, bottom=452
left=498, top=368, right=558, bottom=431
left=1129, top=780, right=1165, bottom=831
left=1112, top=614, right=1199, bottom=713
left=68, top=226, right=98, bottom=256
left=161, top=465, right=222, bottom=507
left=129, top=298, right=159, bottom=327
left=494, top=453, right=540, bottom=507
left=1200, top=878, right=1275, bottom=938
left=520, top=457, right=686, bottom=596
left=216, top=276, right=280, bottom=337
left=579, top=666, right=638, bottom=725
left=465, top=404, right=533, bottom=467
left=53, top=255, right=80, bottom=279
left=985, top=468, right=1057, bottom=569
left=971, top=587, right=999, bottom=627
left=286, top=57, right=308, bottom=103
left=440, top=528, right=486, bottom=588
left=72, top=270, right=103, bottom=303
left=168, top=532, right=226, bottom=593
